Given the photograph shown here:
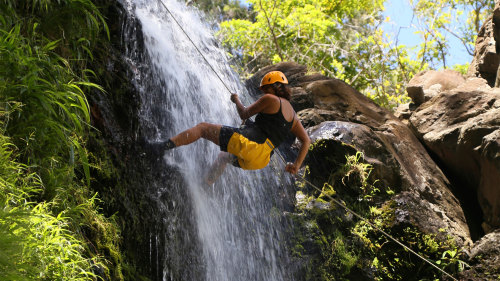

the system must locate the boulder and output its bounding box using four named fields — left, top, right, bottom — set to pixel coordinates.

left=409, top=77, right=500, bottom=232
left=249, top=62, right=472, bottom=247
left=468, top=2, right=500, bottom=87
left=290, top=87, right=314, bottom=112
left=306, top=120, right=471, bottom=246
left=393, top=102, right=418, bottom=126
left=459, top=230, right=500, bottom=280
left=307, top=121, right=401, bottom=193
left=297, top=108, right=339, bottom=128
left=406, top=70, right=465, bottom=105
